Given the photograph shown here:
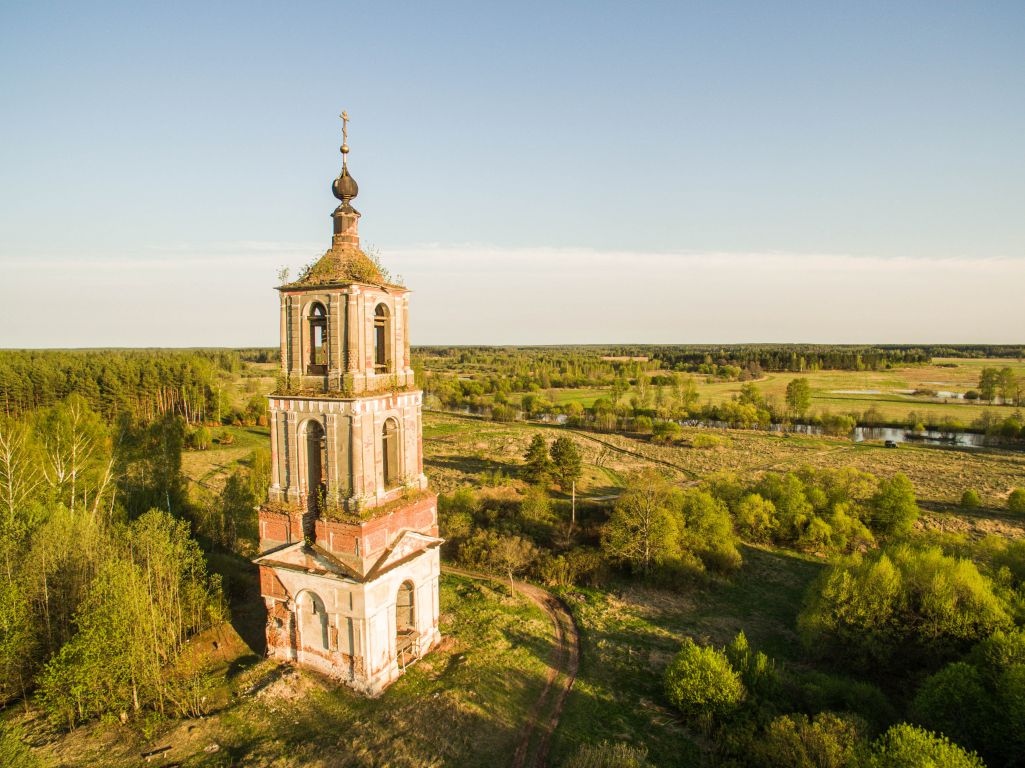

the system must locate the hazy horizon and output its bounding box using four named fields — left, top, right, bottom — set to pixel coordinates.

left=3, top=2, right=1023, bottom=346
